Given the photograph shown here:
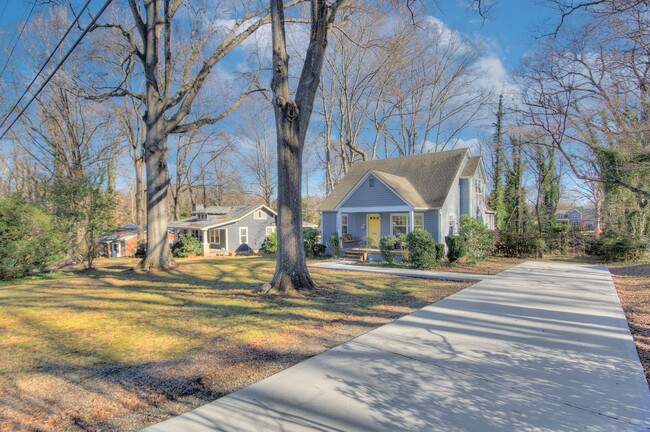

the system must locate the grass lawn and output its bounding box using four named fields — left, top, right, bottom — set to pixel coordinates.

left=0, top=256, right=469, bottom=432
